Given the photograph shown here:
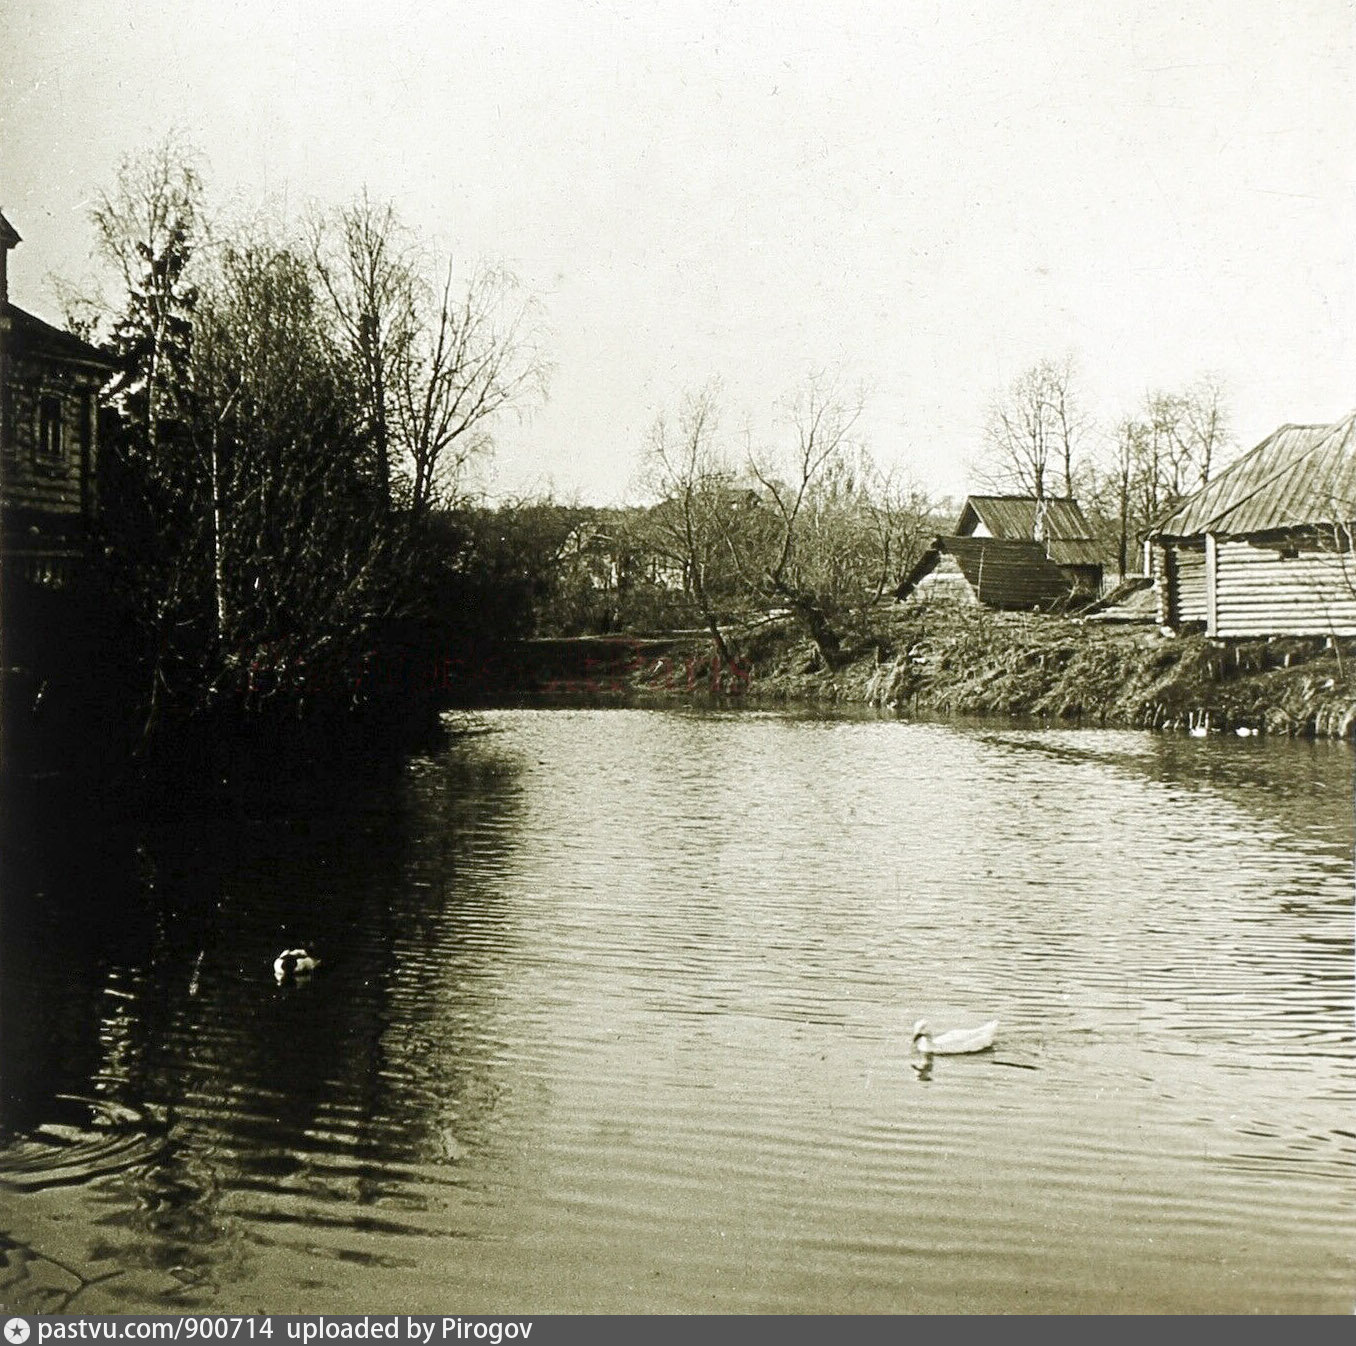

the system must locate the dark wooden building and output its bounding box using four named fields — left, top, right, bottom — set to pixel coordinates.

left=1, top=210, right=114, bottom=589
left=896, top=494, right=1104, bottom=610
left=1147, top=415, right=1356, bottom=638
left=2, top=211, right=121, bottom=767
left=895, top=534, right=1080, bottom=610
